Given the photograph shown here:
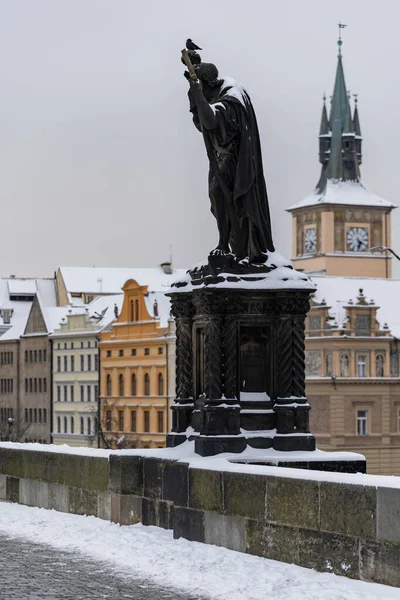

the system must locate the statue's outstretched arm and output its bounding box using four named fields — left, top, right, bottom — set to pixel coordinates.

left=189, top=81, right=217, bottom=130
